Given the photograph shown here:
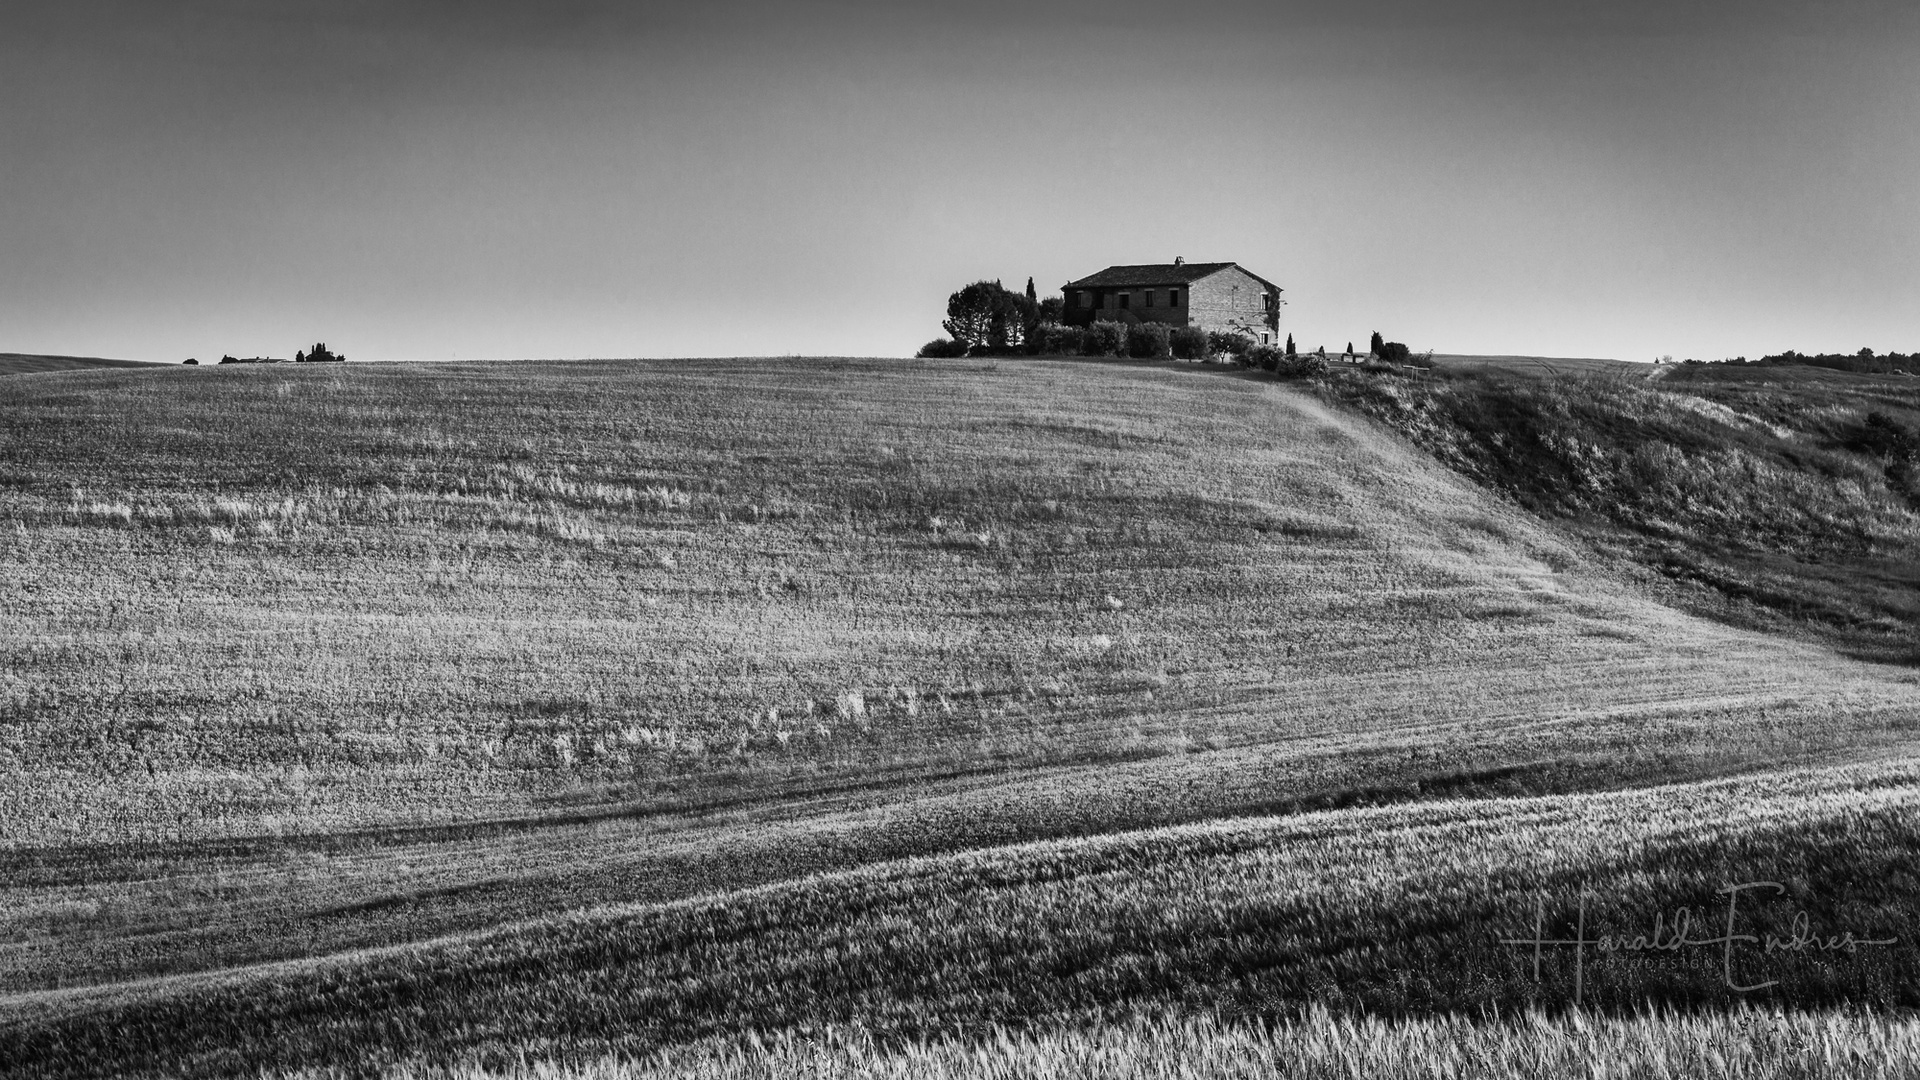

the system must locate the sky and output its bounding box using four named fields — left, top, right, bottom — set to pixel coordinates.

left=2, top=0, right=1917, bottom=363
